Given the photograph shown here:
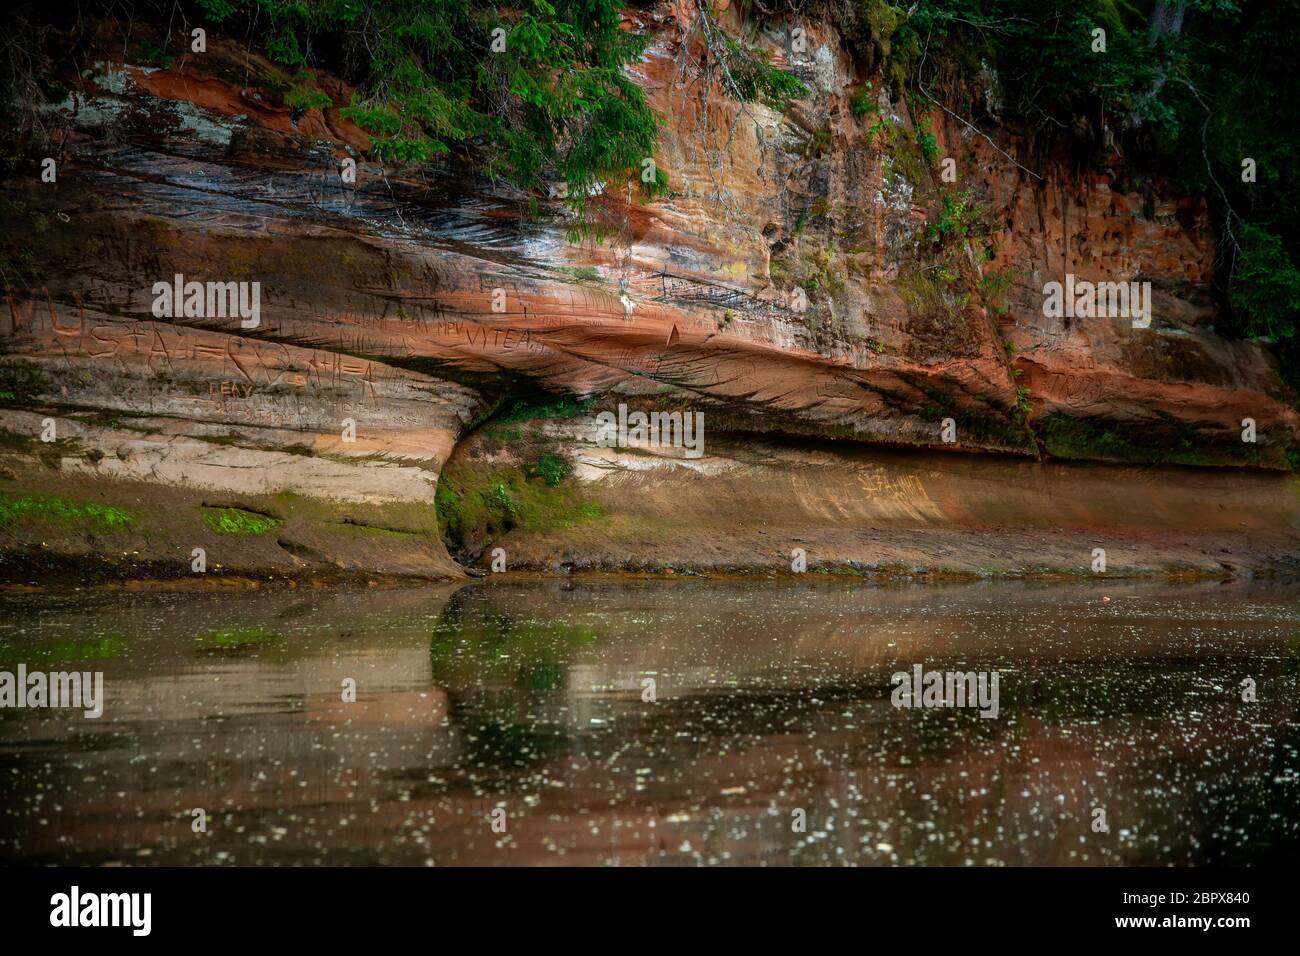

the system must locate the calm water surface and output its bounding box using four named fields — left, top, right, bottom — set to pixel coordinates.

left=1, top=579, right=1298, bottom=866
